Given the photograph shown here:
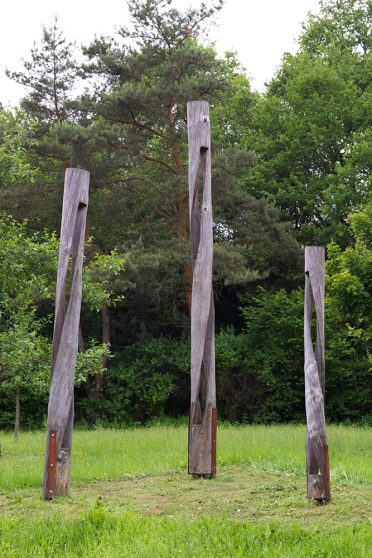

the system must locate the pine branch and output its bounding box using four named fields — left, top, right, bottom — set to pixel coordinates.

left=142, top=154, right=177, bottom=174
